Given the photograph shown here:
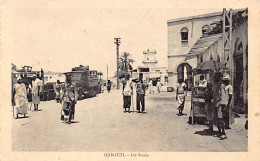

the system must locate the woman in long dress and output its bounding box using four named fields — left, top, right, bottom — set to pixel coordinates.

left=32, top=75, right=42, bottom=111
left=13, top=79, right=28, bottom=118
